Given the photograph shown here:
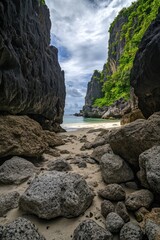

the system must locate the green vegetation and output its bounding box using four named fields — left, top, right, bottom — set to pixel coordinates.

left=94, top=0, right=160, bottom=107
left=40, top=0, right=45, bottom=5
